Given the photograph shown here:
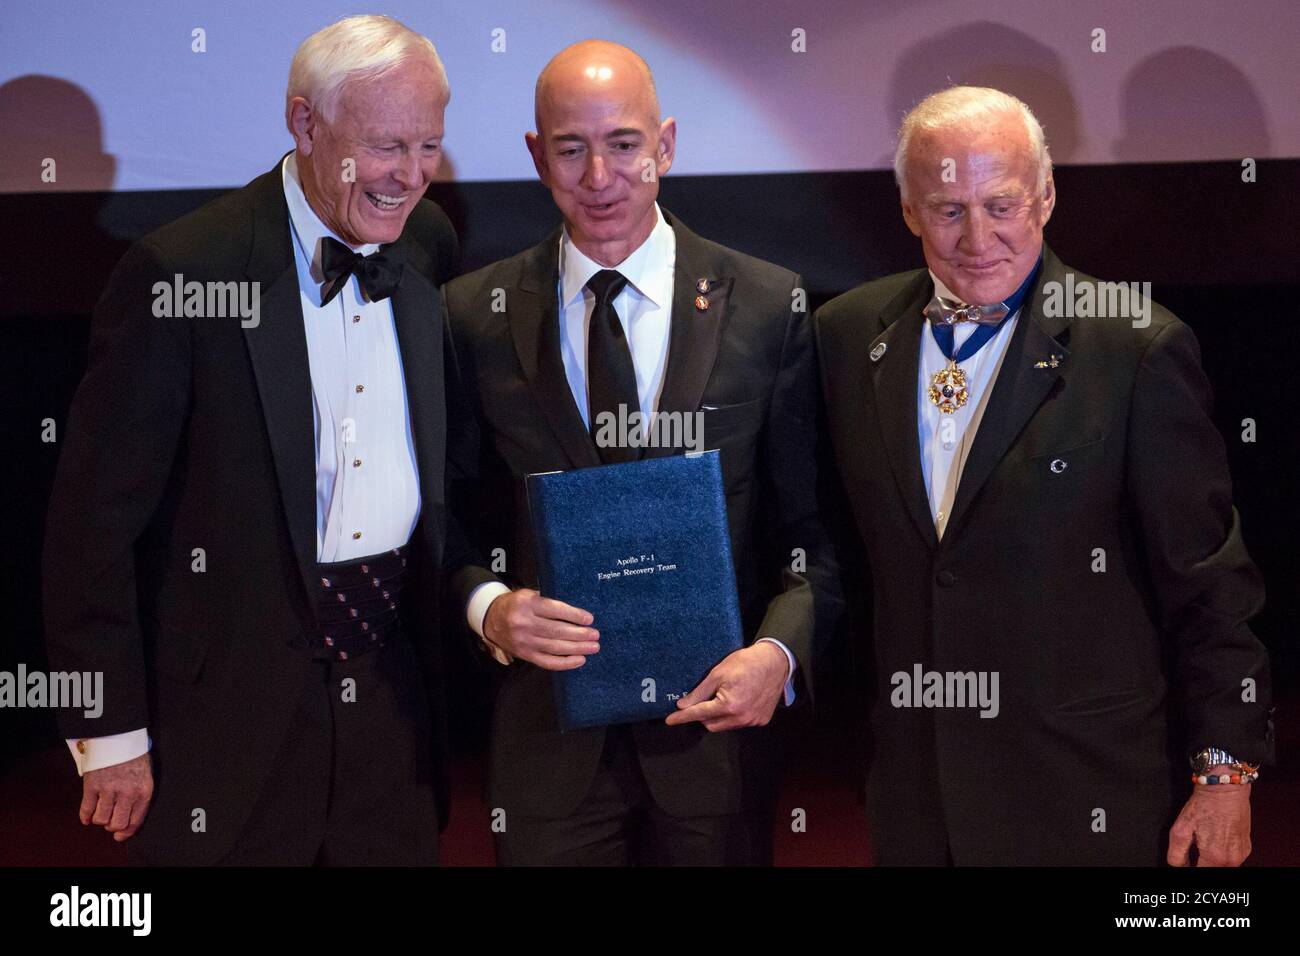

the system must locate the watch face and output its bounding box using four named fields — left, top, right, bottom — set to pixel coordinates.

left=1191, top=748, right=1234, bottom=774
